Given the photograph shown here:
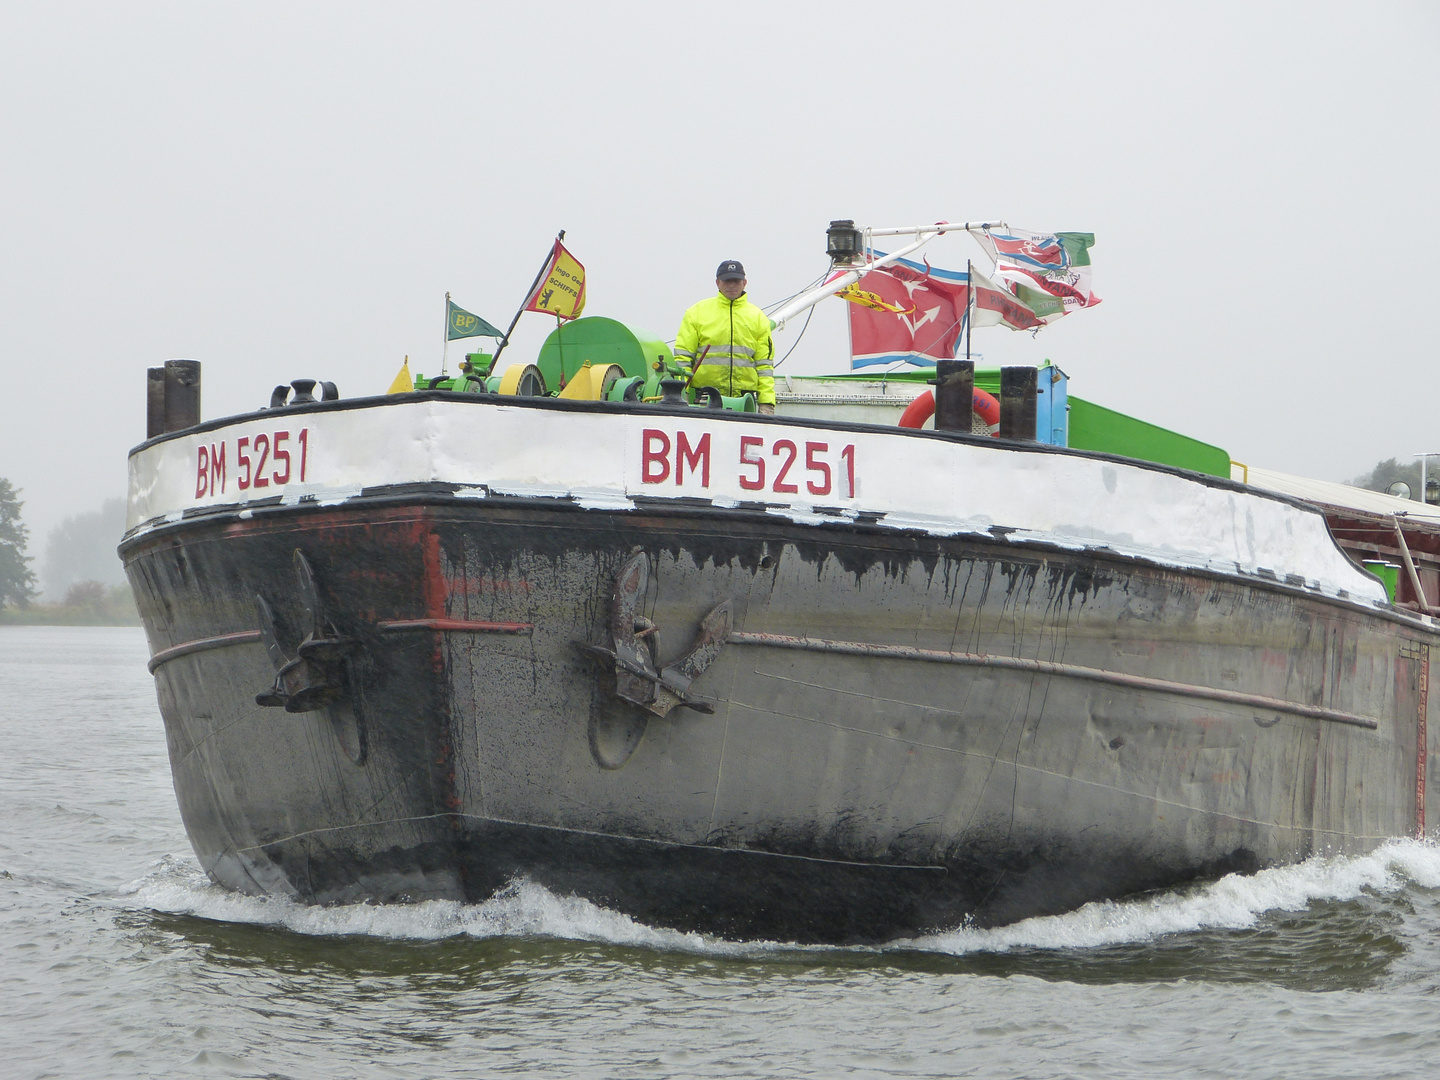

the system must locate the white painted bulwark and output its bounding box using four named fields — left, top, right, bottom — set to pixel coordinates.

left=127, top=398, right=1386, bottom=605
